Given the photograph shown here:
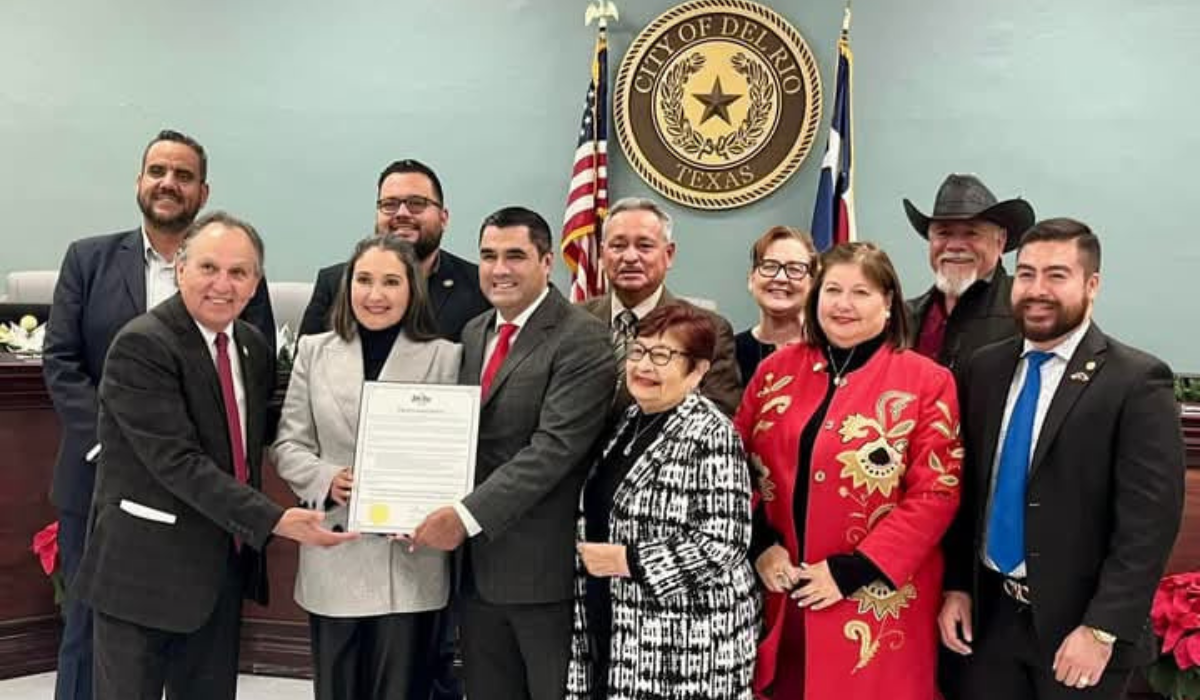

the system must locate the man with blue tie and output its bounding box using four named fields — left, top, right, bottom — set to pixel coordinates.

left=939, top=218, right=1185, bottom=699
left=42, top=129, right=274, bottom=700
